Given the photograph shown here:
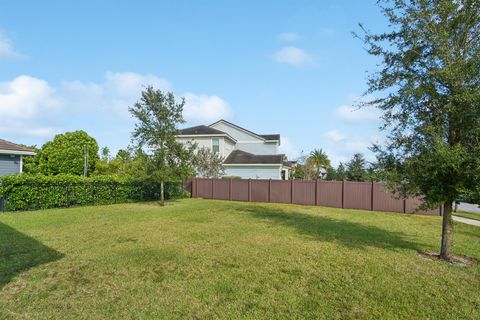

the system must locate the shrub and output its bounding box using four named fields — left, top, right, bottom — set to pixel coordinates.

left=0, top=174, right=184, bottom=212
